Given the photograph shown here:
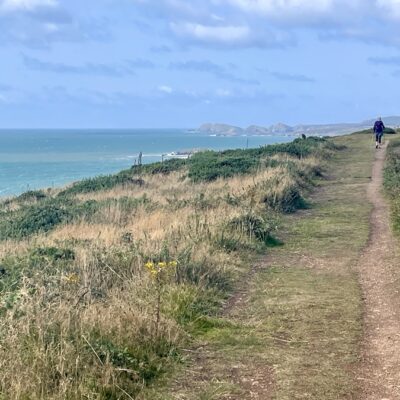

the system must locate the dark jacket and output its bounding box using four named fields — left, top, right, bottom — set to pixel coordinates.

left=374, top=120, right=385, bottom=134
